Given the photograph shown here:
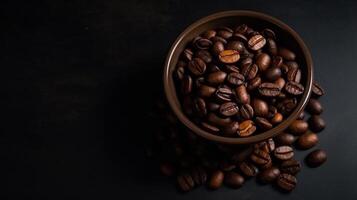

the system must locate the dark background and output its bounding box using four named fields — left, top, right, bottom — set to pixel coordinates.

left=1, top=0, right=357, bottom=199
